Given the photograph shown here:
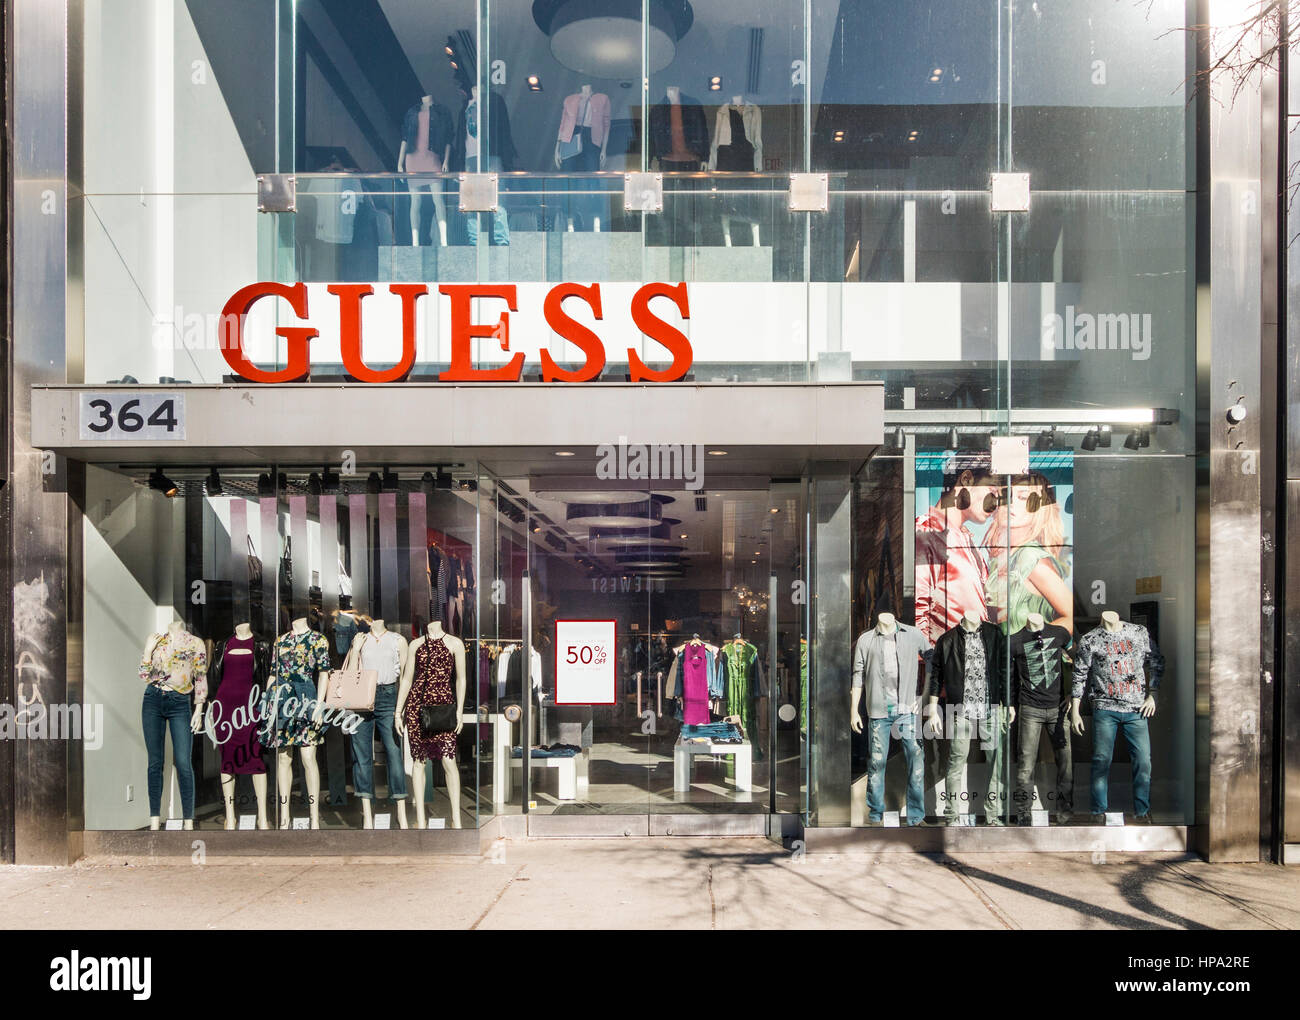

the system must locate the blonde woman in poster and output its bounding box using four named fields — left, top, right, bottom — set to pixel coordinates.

left=984, top=472, right=1073, bottom=635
